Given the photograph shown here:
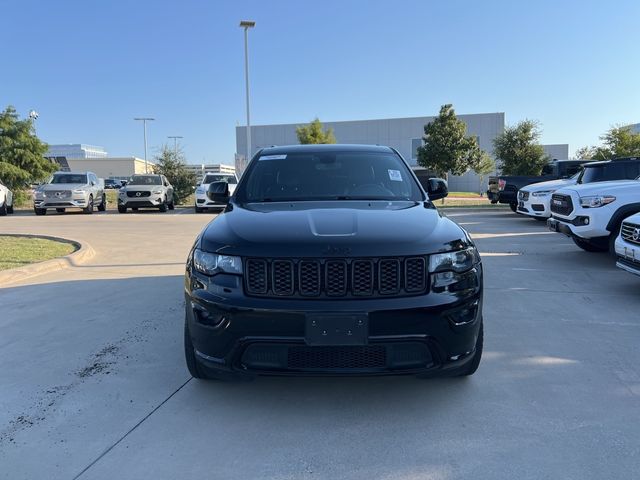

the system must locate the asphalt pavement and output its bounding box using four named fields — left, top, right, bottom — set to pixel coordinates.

left=1, top=207, right=639, bottom=479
